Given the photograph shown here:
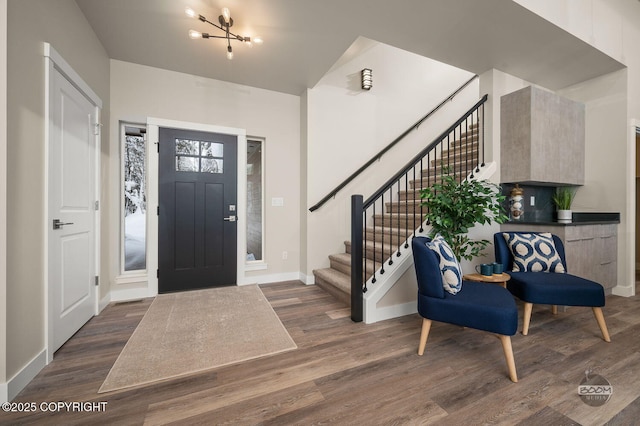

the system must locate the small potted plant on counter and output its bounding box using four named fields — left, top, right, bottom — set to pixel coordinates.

left=552, top=187, right=576, bottom=223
